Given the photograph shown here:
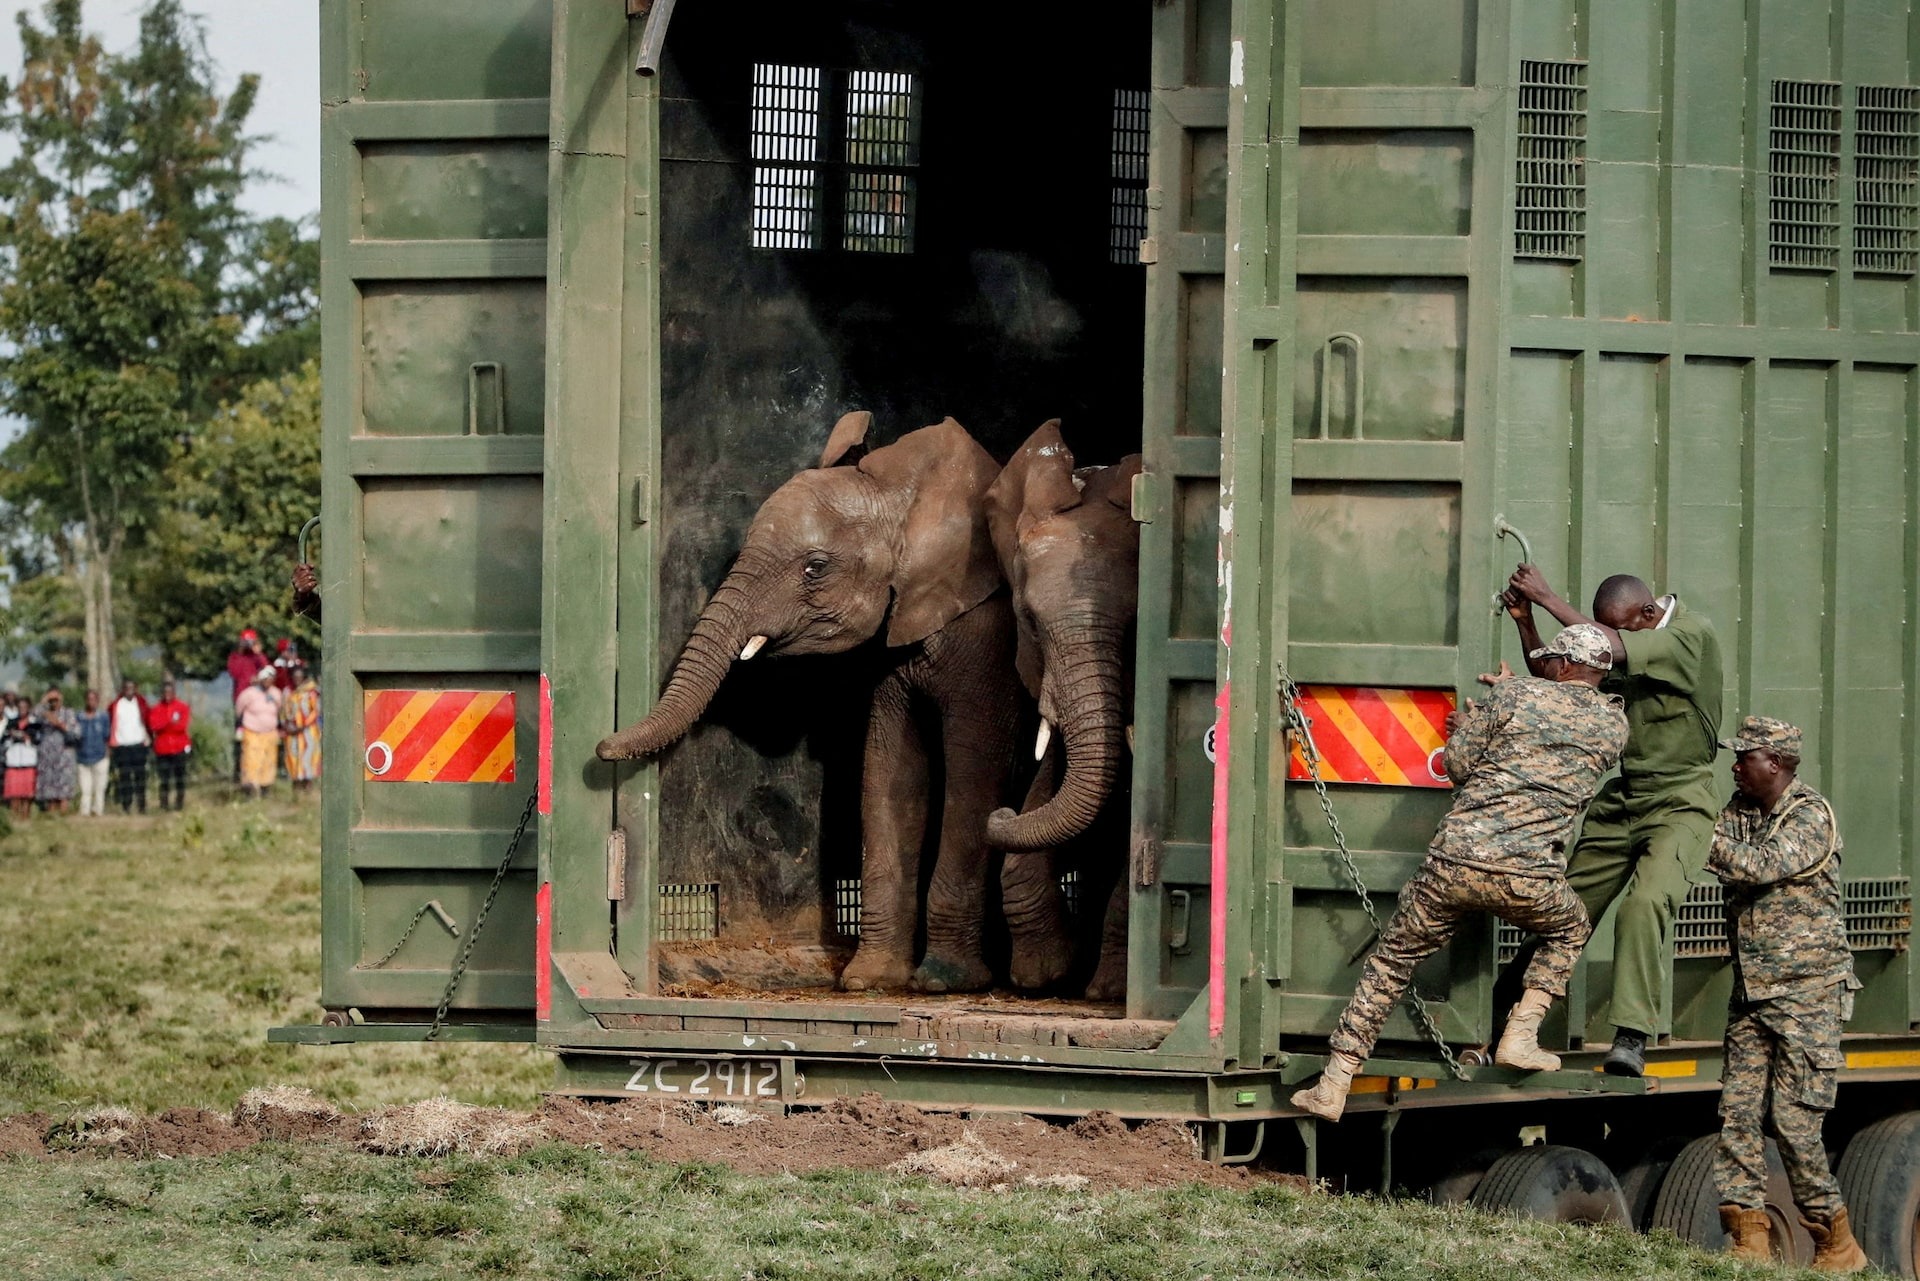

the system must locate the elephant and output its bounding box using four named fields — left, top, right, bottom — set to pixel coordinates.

left=596, top=412, right=1020, bottom=994
left=982, top=421, right=1143, bottom=999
